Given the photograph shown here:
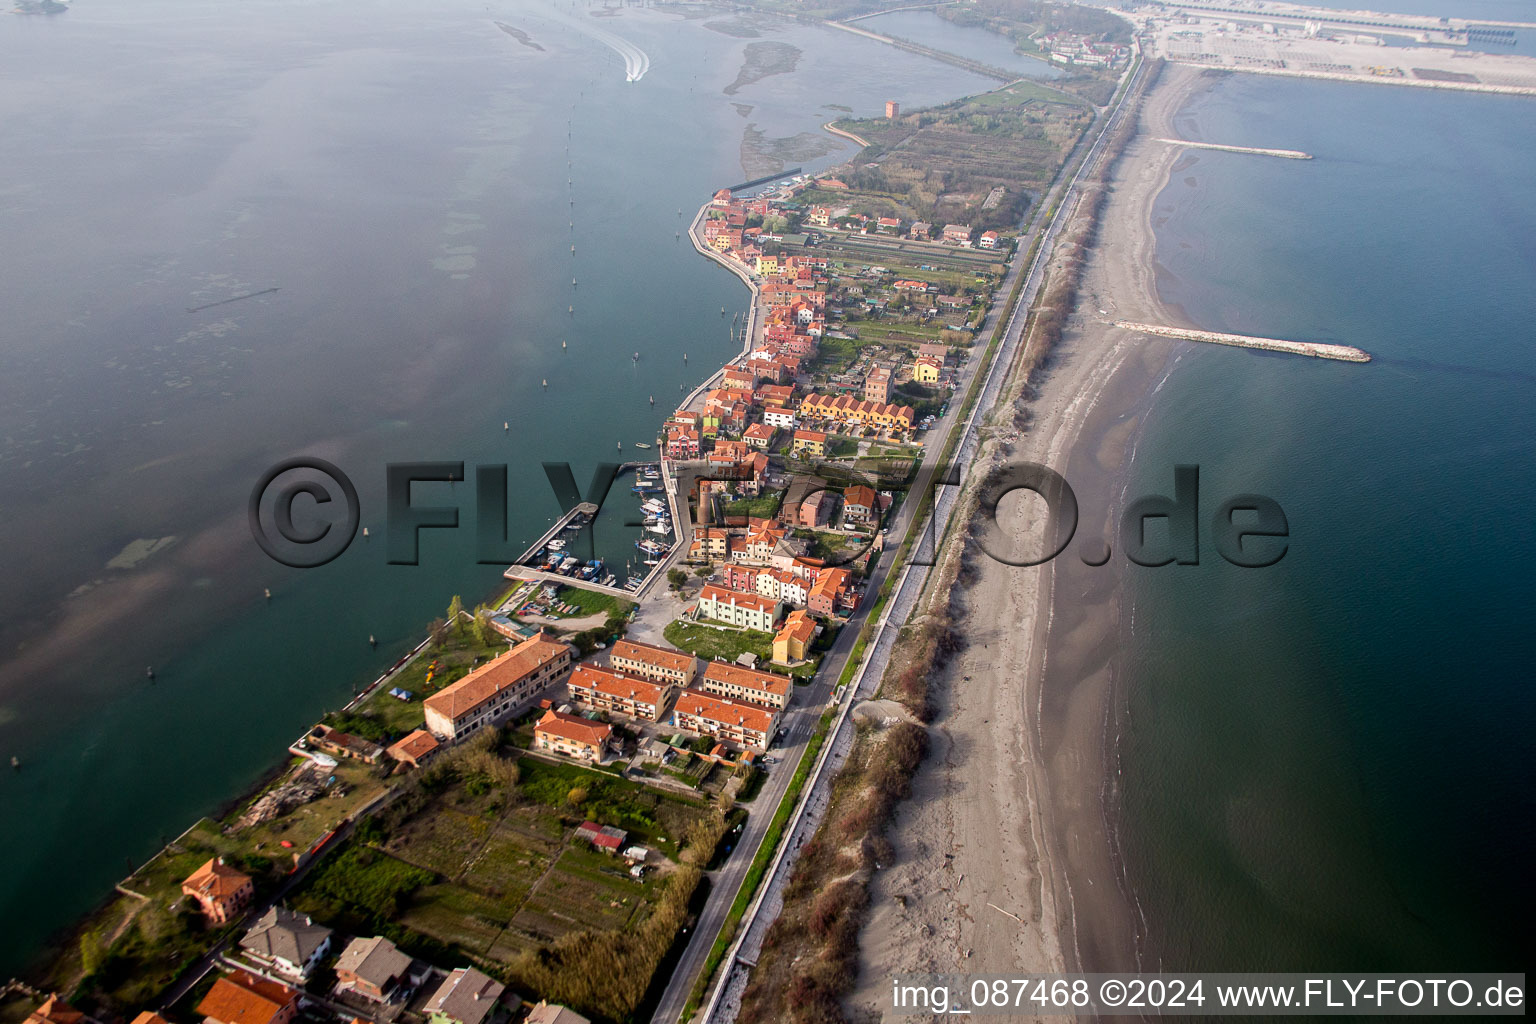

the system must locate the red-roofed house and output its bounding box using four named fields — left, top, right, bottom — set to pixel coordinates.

left=808, top=567, right=853, bottom=617
left=843, top=484, right=878, bottom=524
left=700, top=660, right=792, bottom=709
left=533, top=709, right=612, bottom=762
left=671, top=689, right=778, bottom=751
left=609, top=639, right=699, bottom=687
left=182, top=858, right=254, bottom=925
left=773, top=609, right=817, bottom=664
left=791, top=429, right=826, bottom=459
left=666, top=427, right=701, bottom=461
left=567, top=664, right=673, bottom=721
left=723, top=367, right=756, bottom=390
left=386, top=729, right=442, bottom=768
left=754, top=567, right=809, bottom=606
left=197, top=972, right=299, bottom=1024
